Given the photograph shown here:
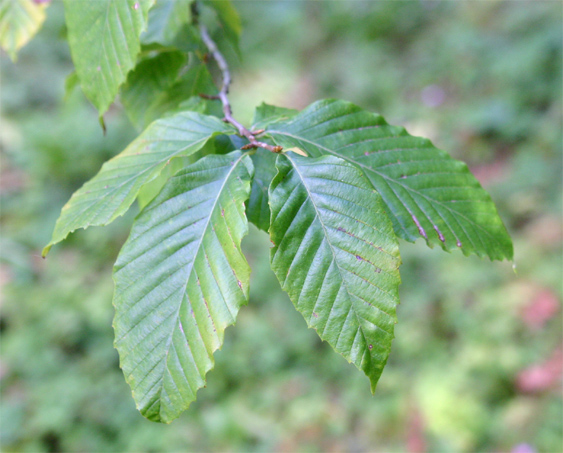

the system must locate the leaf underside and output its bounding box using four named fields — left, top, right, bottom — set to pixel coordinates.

left=63, top=0, right=154, bottom=115
left=269, top=153, right=402, bottom=391
left=113, top=151, right=253, bottom=423
left=43, top=112, right=234, bottom=256
left=267, top=99, right=513, bottom=261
